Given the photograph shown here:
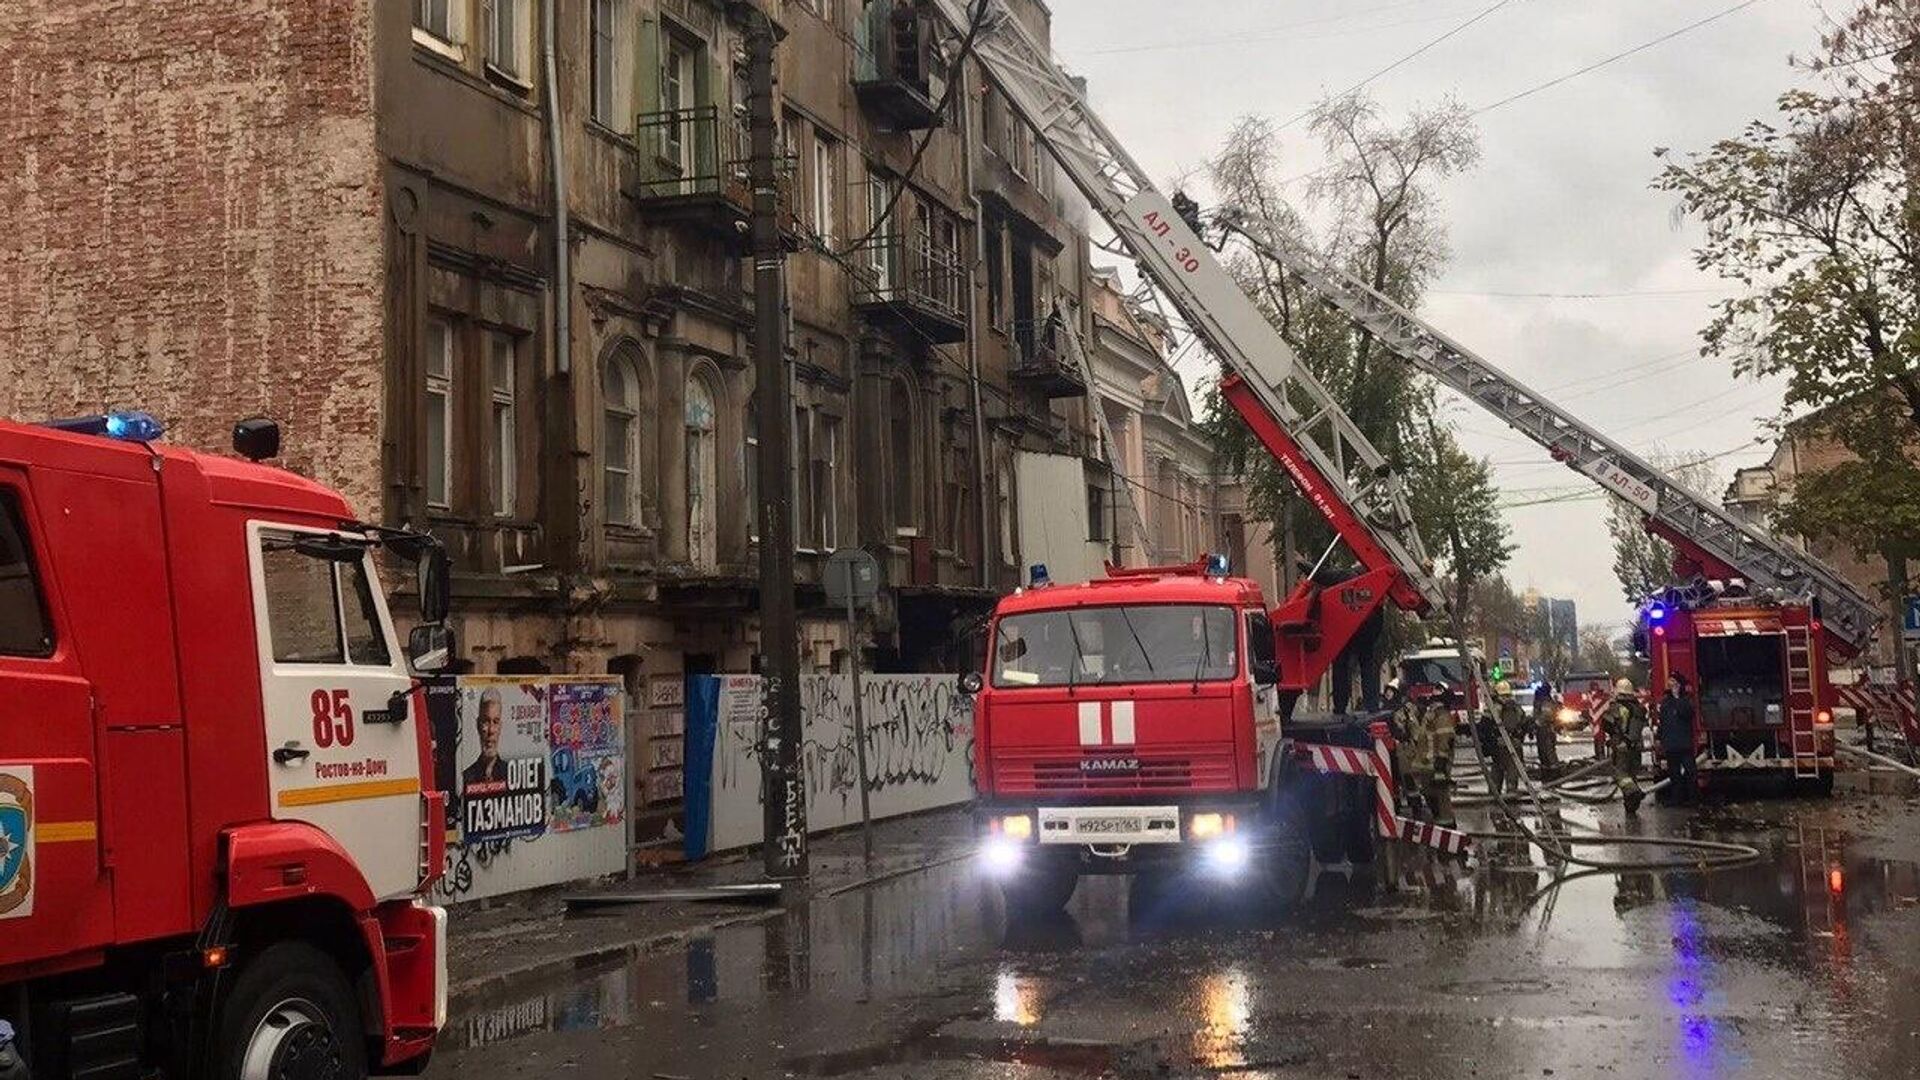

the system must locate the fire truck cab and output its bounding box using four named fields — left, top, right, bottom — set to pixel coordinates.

left=0, top=413, right=451, bottom=1079
left=1642, top=593, right=1836, bottom=794
left=967, top=558, right=1380, bottom=914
